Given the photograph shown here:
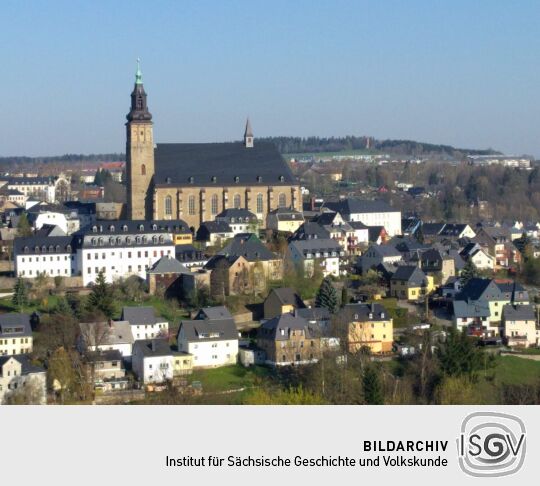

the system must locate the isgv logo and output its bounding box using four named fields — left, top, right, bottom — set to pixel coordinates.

left=457, top=412, right=526, bottom=477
